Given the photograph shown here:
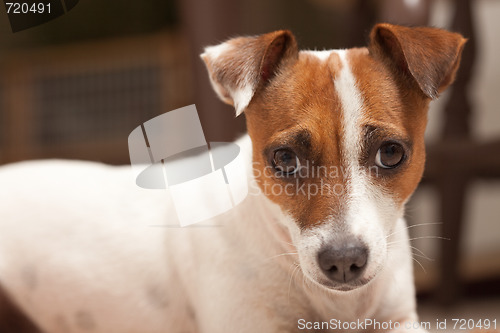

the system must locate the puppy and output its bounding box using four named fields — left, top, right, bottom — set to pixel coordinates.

left=0, top=23, right=465, bottom=333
